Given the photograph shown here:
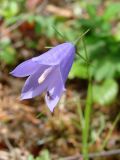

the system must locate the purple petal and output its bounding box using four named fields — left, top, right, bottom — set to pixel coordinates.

left=45, top=67, right=65, bottom=112
left=45, top=94, right=60, bottom=112
left=32, top=42, right=75, bottom=66
left=60, top=45, right=75, bottom=82
left=10, top=59, right=39, bottom=77
left=21, top=65, right=50, bottom=99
